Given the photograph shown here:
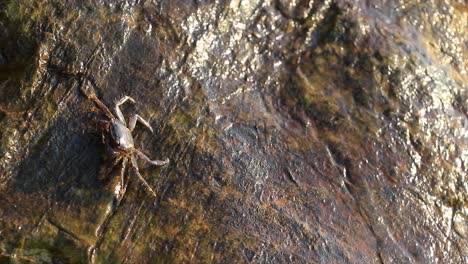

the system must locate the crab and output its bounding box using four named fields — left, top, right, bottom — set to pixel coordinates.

left=81, top=85, right=169, bottom=197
